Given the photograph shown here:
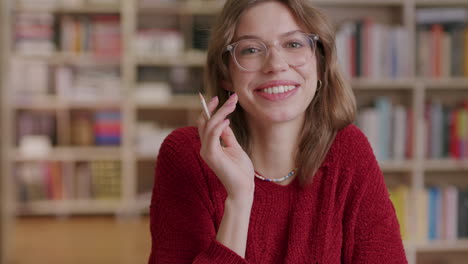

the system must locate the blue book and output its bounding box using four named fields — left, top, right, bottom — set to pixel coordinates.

left=428, top=187, right=441, bottom=240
